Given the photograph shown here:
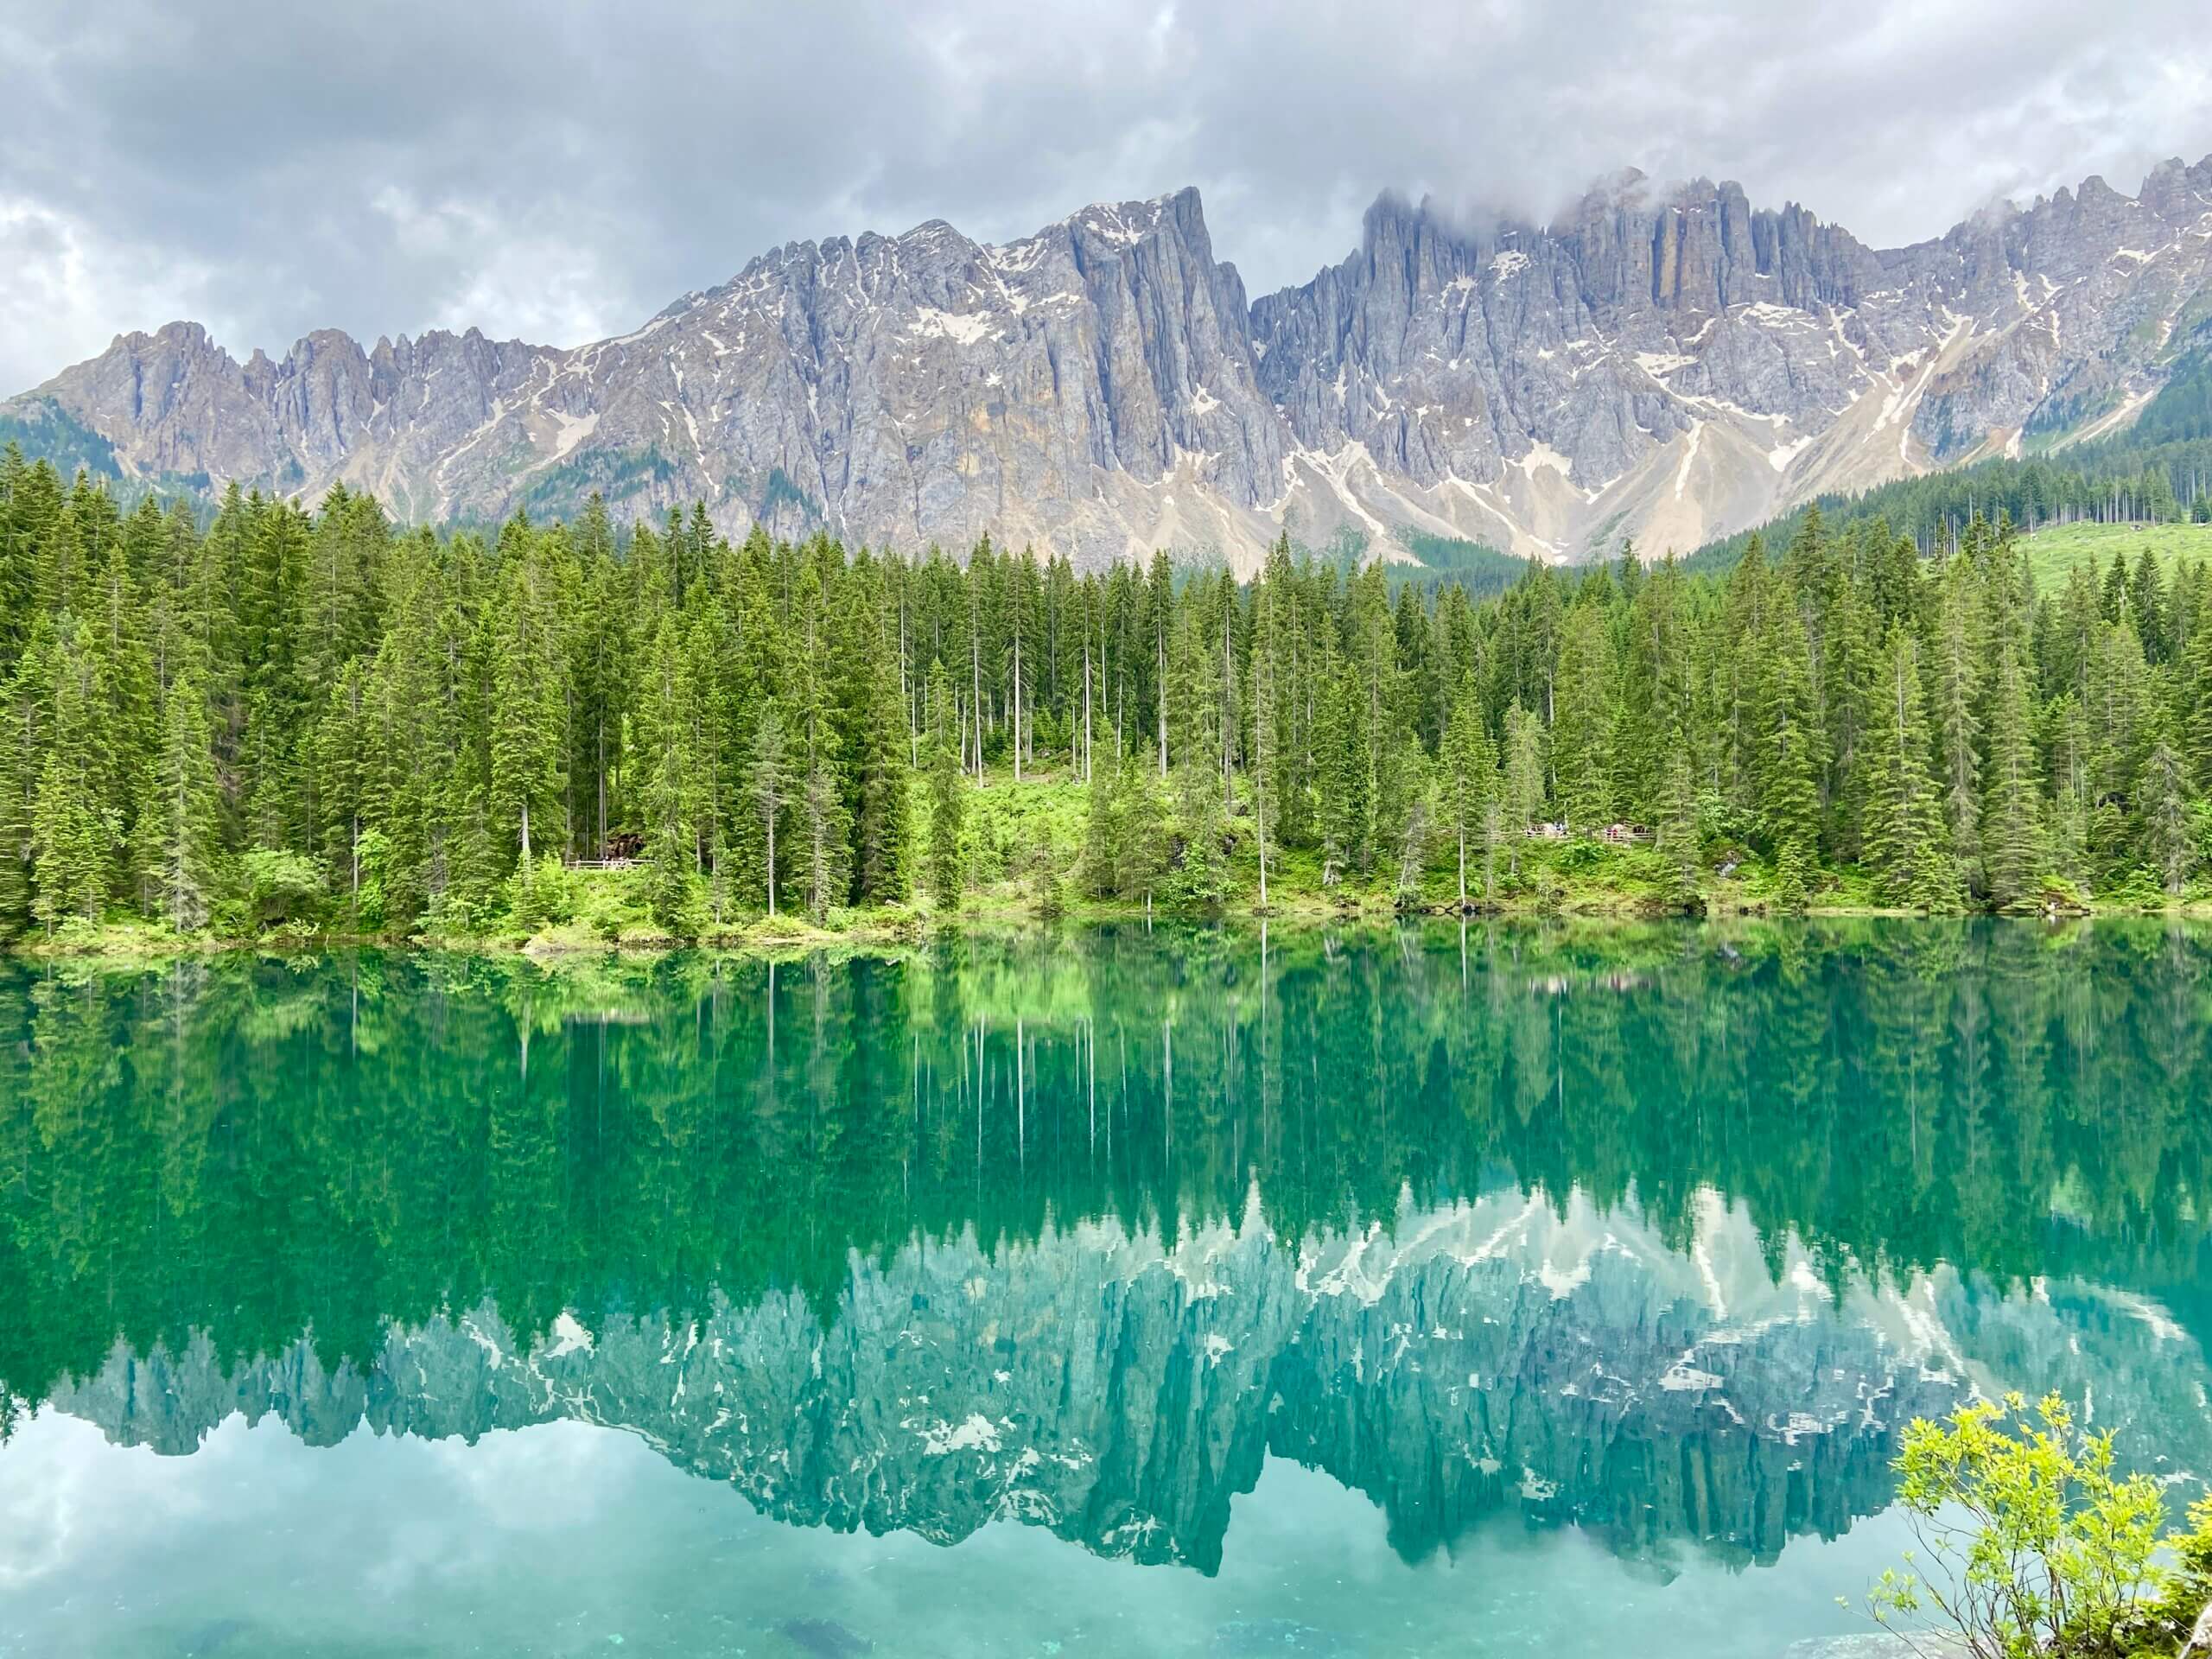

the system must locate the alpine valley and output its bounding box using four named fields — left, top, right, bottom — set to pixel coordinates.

left=12, top=156, right=2212, bottom=569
